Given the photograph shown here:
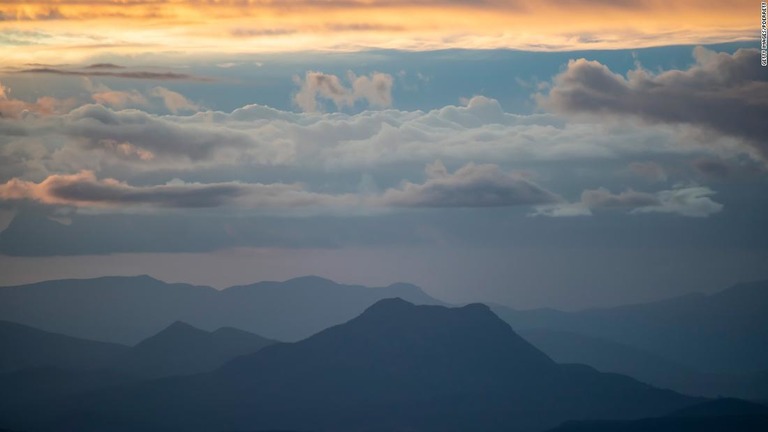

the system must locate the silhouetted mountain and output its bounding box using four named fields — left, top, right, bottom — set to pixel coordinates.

left=520, top=328, right=768, bottom=401
left=547, top=399, right=768, bottom=432
left=0, top=275, right=443, bottom=343
left=0, top=275, right=217, bottom=344
left=0, top=319, right=275, bottom=415
left=0, top=320, right=129, bottom=373
left=494, top=280, right=768, bottom=374
left=115, top=321, right=275, bottom=378
left=1, top=299, right=698, bottom=432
